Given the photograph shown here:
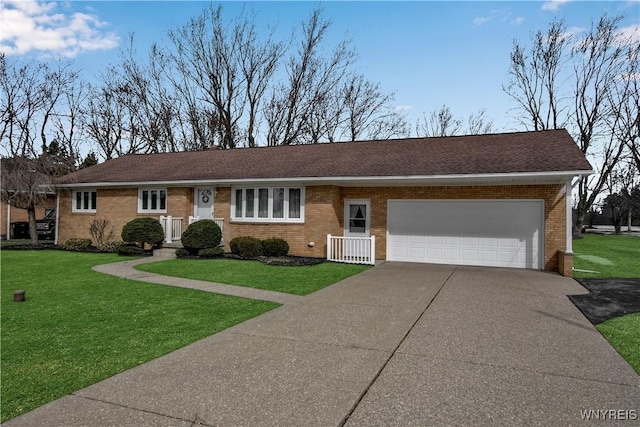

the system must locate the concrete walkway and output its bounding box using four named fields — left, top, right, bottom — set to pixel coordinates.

left=6, top=262, right=639, bottom=426
left=93, top=256, right=303, bottom=305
